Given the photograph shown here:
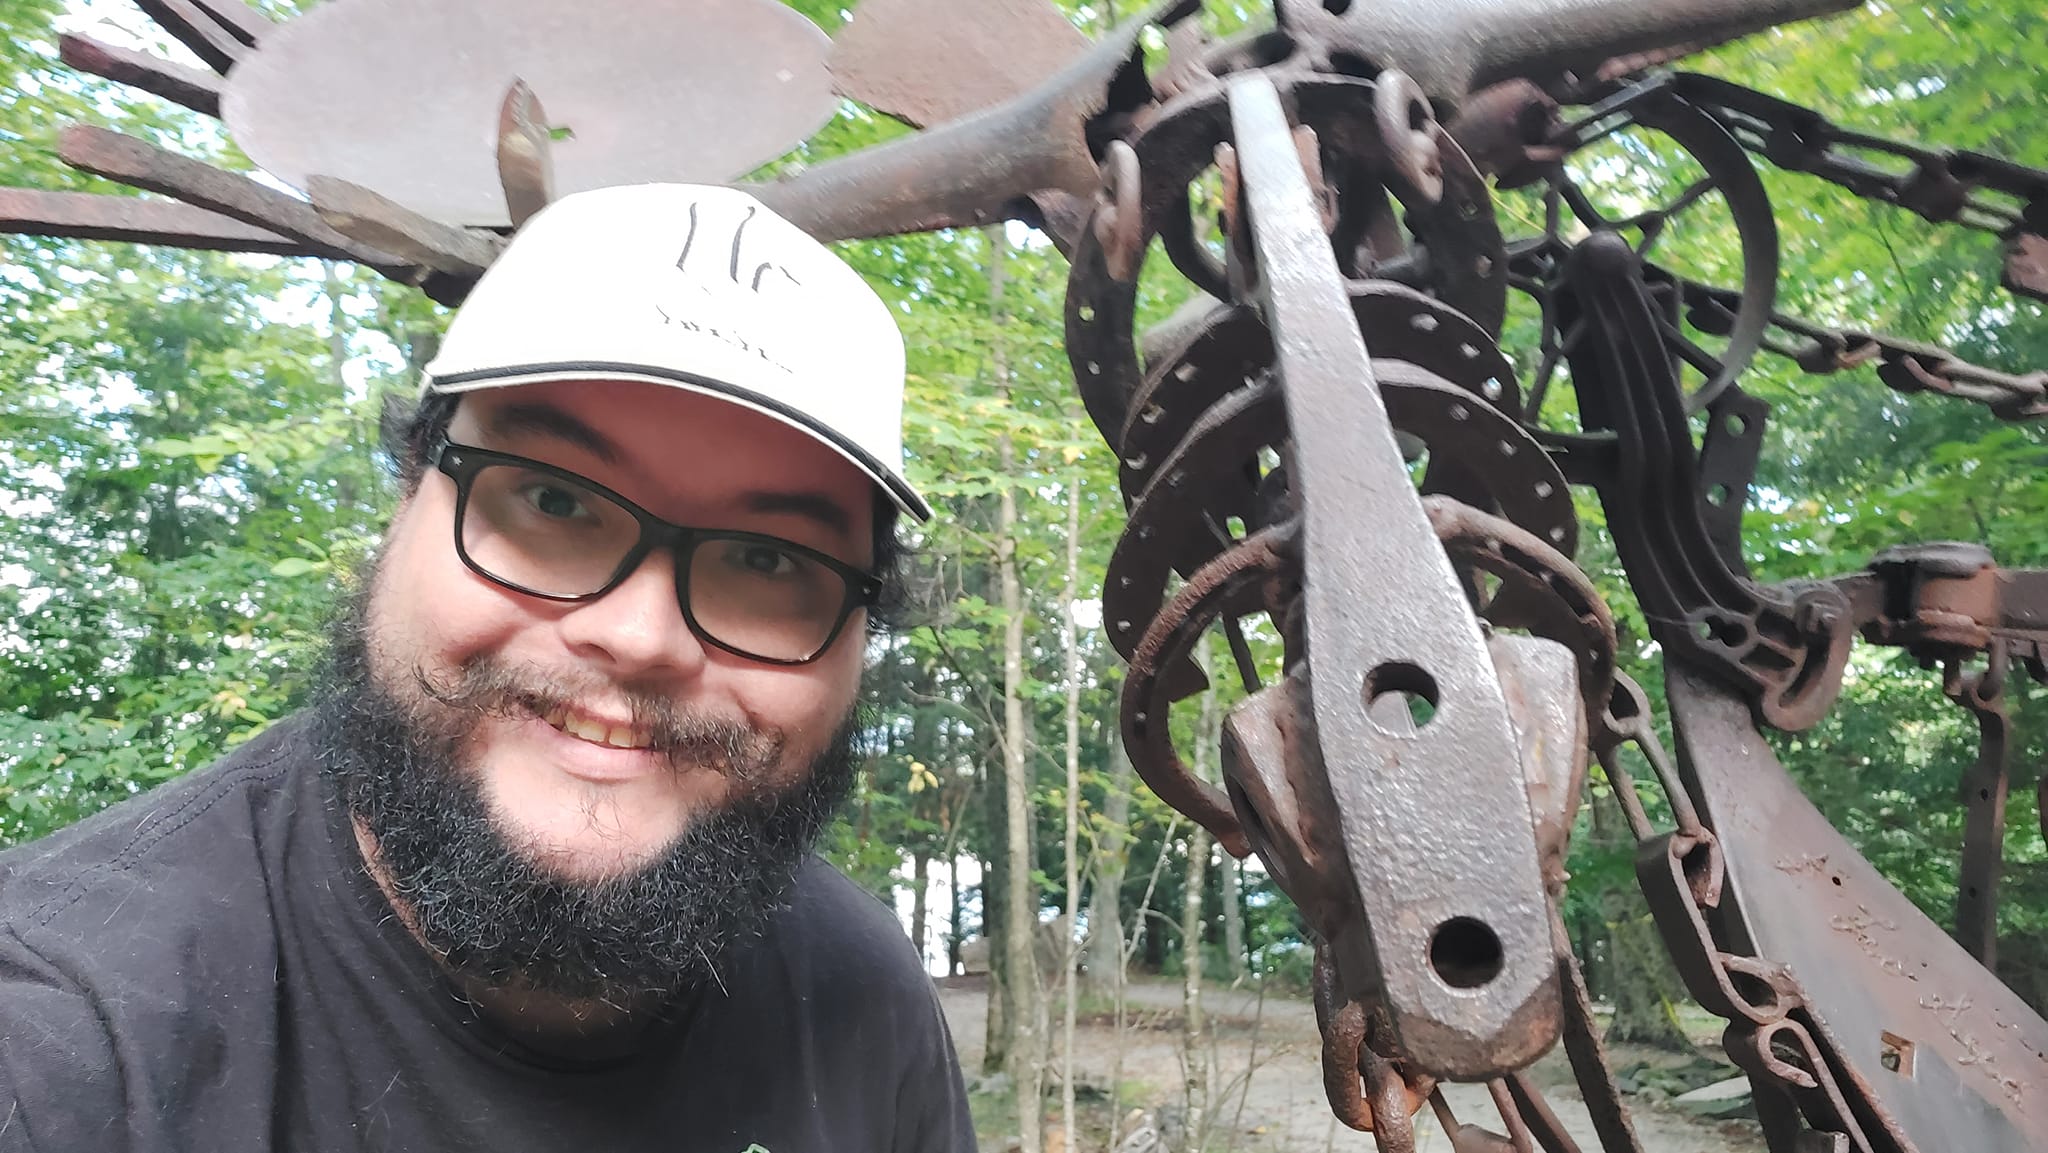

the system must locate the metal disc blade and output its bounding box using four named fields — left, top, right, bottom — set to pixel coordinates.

left=223, top=0, right=836, bottom=227
left=830, top=0, right=1085, bottom=129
